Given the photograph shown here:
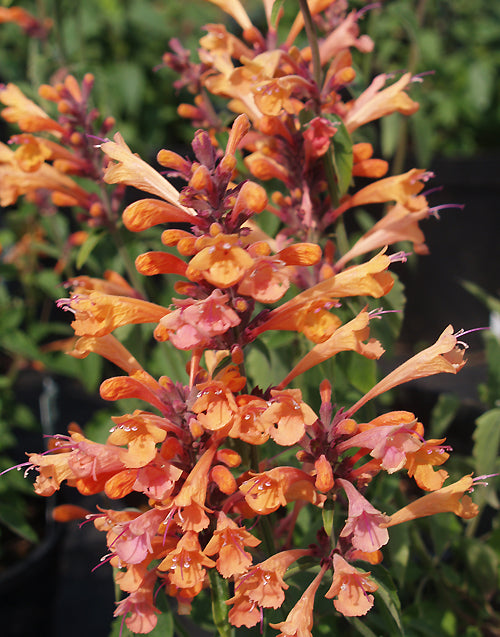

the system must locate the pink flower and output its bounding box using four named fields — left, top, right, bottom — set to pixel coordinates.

left=156, top=289, right=240, bottom=349
left=325, top=554, right=378, bottom=617
left=114, top=571, right=159, bottom=634
left=338, top=478, right=389, bottom=552
left=337, top=423, right=422, bottom=474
